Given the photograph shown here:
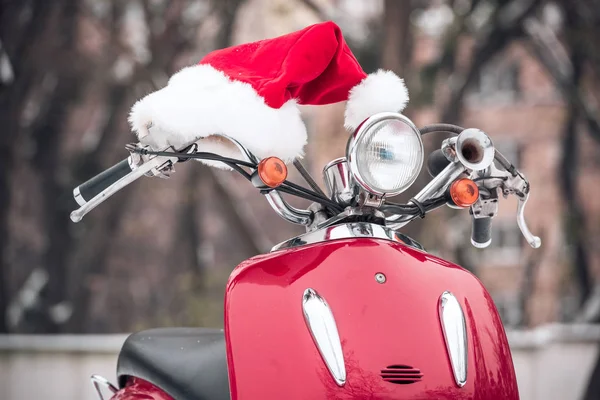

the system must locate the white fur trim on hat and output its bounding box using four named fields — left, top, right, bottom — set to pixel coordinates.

left=344, top=69, right=409, bottom=131
left=128, top=65, right=307, bottom=168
